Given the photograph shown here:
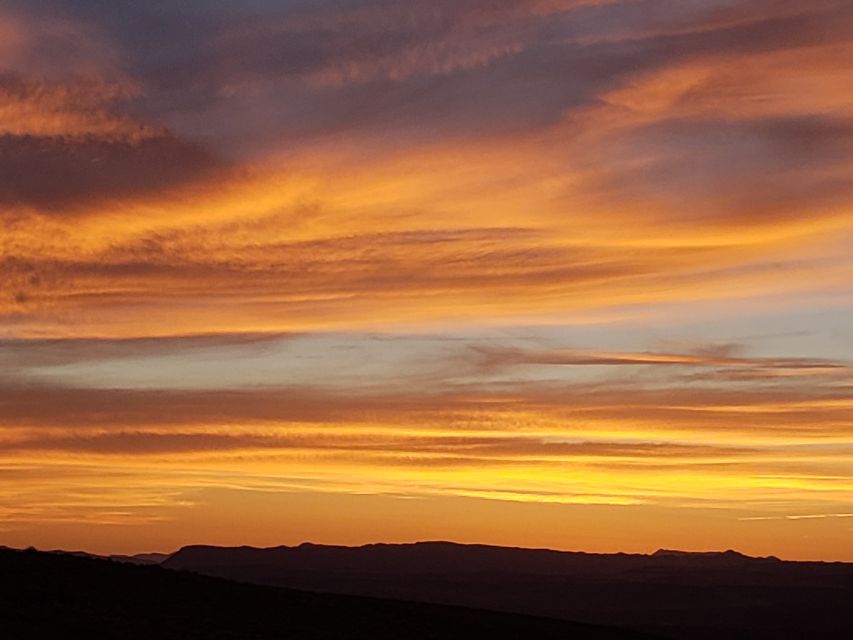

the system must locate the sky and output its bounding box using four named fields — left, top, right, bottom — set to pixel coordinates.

left=1, top=0, right=852, bottom=560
